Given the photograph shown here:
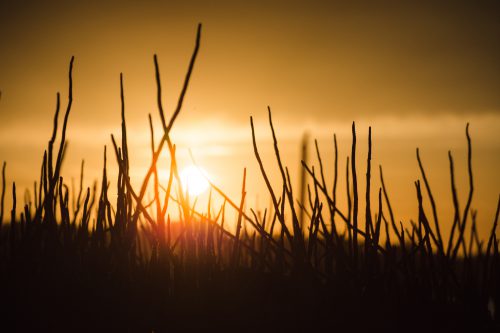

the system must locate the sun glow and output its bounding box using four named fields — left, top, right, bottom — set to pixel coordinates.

left=179, top=165, right=210, bottom=197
